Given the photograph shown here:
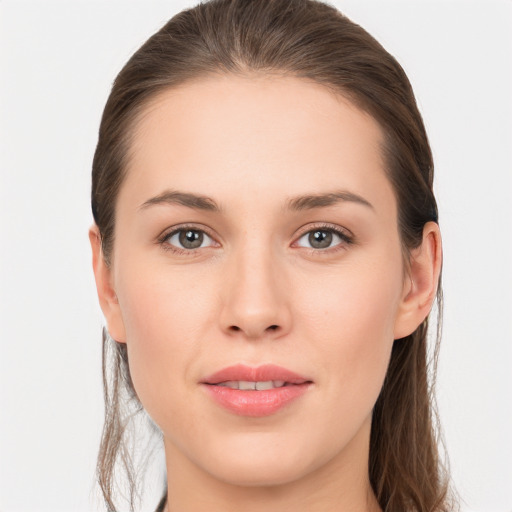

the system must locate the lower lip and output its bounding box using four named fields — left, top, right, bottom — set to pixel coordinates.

left=202, top=383, right=311, bottom=417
